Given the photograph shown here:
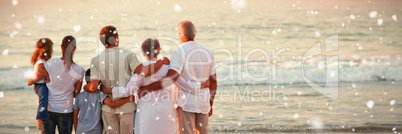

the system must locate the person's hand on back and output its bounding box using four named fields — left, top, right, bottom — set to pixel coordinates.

left=160, top=57, right=170, bottom=65
left=129, top=95, right=135, bottom=102
left=137, top=87, right=149, bottom=99
left=100, top=84, right=112, bottom=94
left=201, top=80, right=210, bottom=89
left=134, top=57, right=170, bottom=77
